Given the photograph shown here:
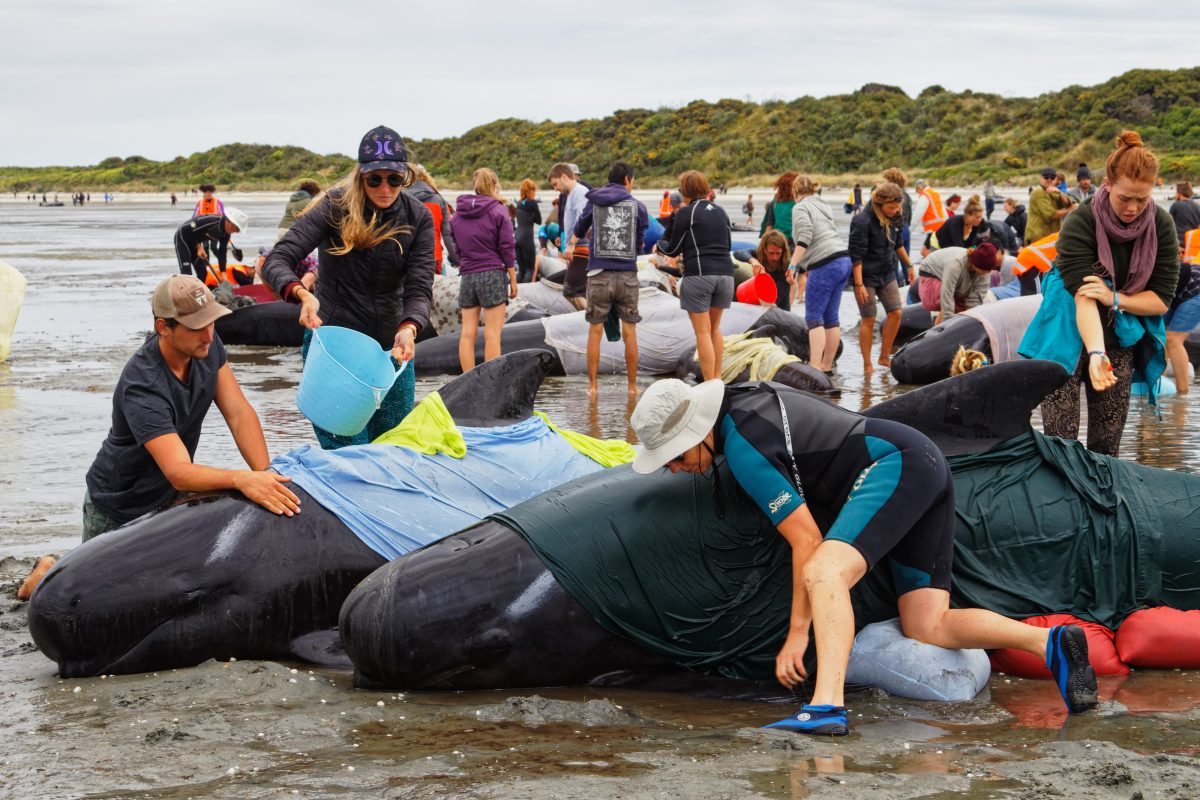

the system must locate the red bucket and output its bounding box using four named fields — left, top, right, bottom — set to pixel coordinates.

left=735, top=273, right=778, bottom=305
